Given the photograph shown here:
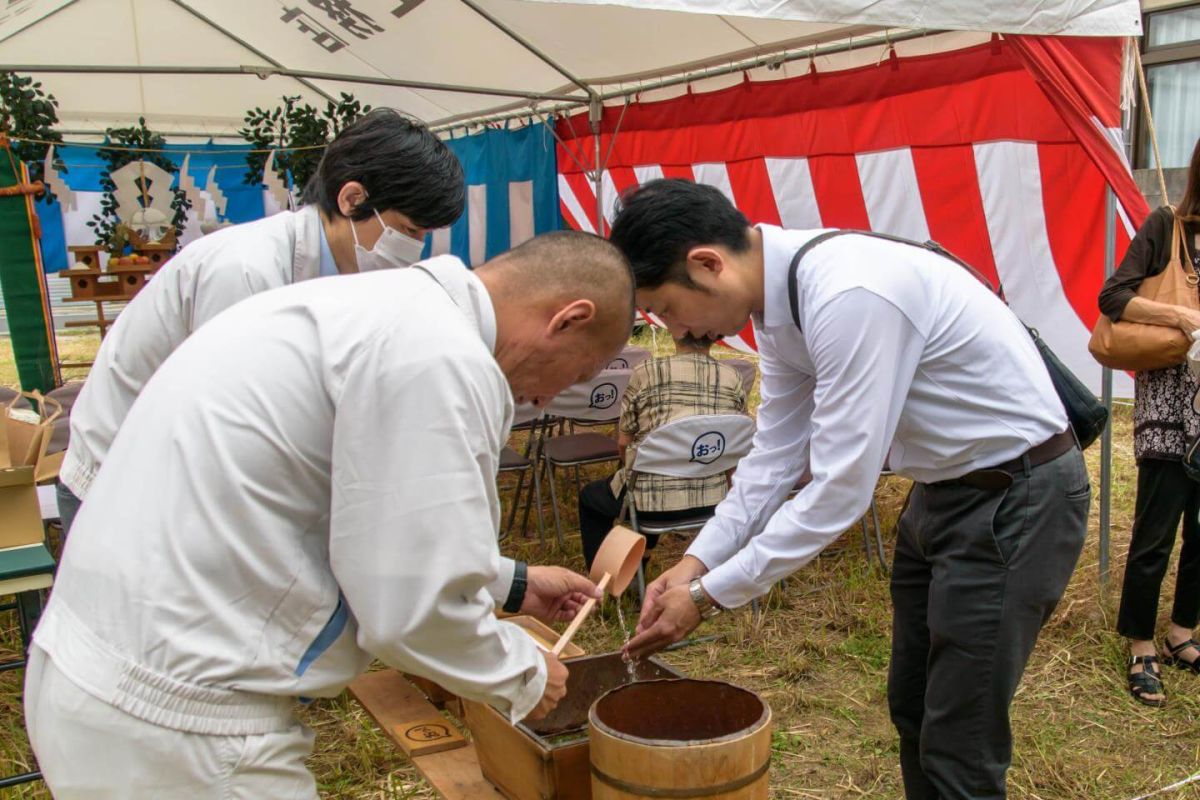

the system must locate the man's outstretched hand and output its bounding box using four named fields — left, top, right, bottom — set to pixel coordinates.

left=521, top=566, right=601, bottom=624
left=622, top=555, right=708, bottom=660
